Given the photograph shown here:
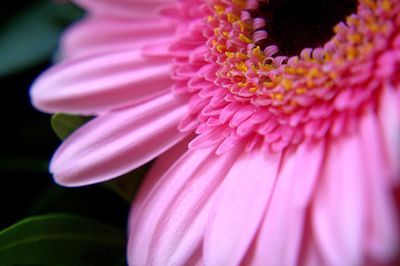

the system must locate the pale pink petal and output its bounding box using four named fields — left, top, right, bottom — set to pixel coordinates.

left=359, top=109, right=400, bottom=262
left=129, top=146, right=214, bottom=266
left=128, top=145, right=242, bottom=266
left=246, top=141, right=325, bottom=266
left=61, top=16, right=176, bottom=59
left=73, top=0, right=175, bottom=19
left=149, top=153, right=239, bottom=265
left=50, top=93, right=188, bottom=186
left=378, top=84, right=400, bottom=182
left=31, top=50, right=172, bottom=114
left=290, top=140, right=326, bottom=208
left=203, top=149, right=282, bottom=266
left=313, top=135, right=366, bottom=265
